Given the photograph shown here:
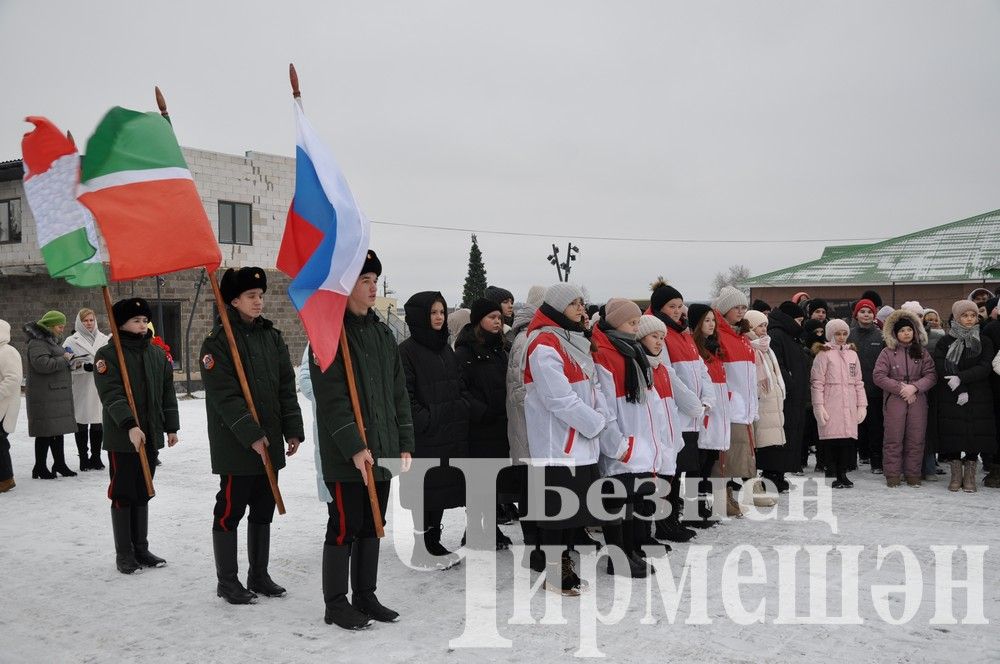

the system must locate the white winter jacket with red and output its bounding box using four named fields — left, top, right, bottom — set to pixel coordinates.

left=716, top=313, right=759, bottom=425
left=524, top=311, right=627, bottom=466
